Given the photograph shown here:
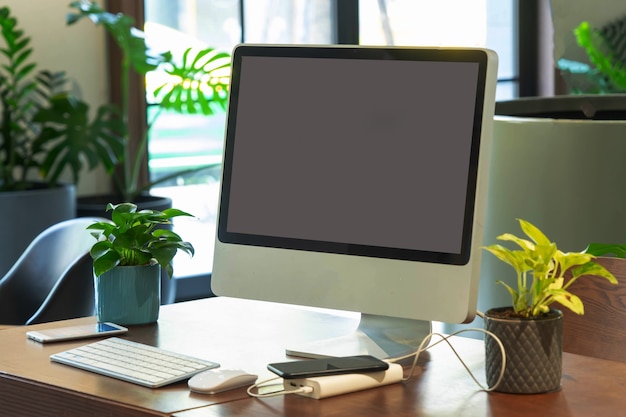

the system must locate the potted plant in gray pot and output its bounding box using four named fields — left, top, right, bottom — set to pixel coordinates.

left=87, top=202, right=195, bottom=325
left=482, top=218, right=617, bottom=394
left=0, top=6, right=123, bottom=276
